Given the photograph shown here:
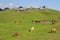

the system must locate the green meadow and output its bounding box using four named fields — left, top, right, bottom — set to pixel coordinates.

left=0, top=8, right=60, bottom=40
